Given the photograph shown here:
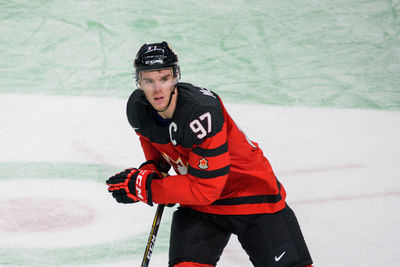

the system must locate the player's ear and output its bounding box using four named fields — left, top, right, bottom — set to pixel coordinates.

left=136, top=77, right=142, bottom=89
